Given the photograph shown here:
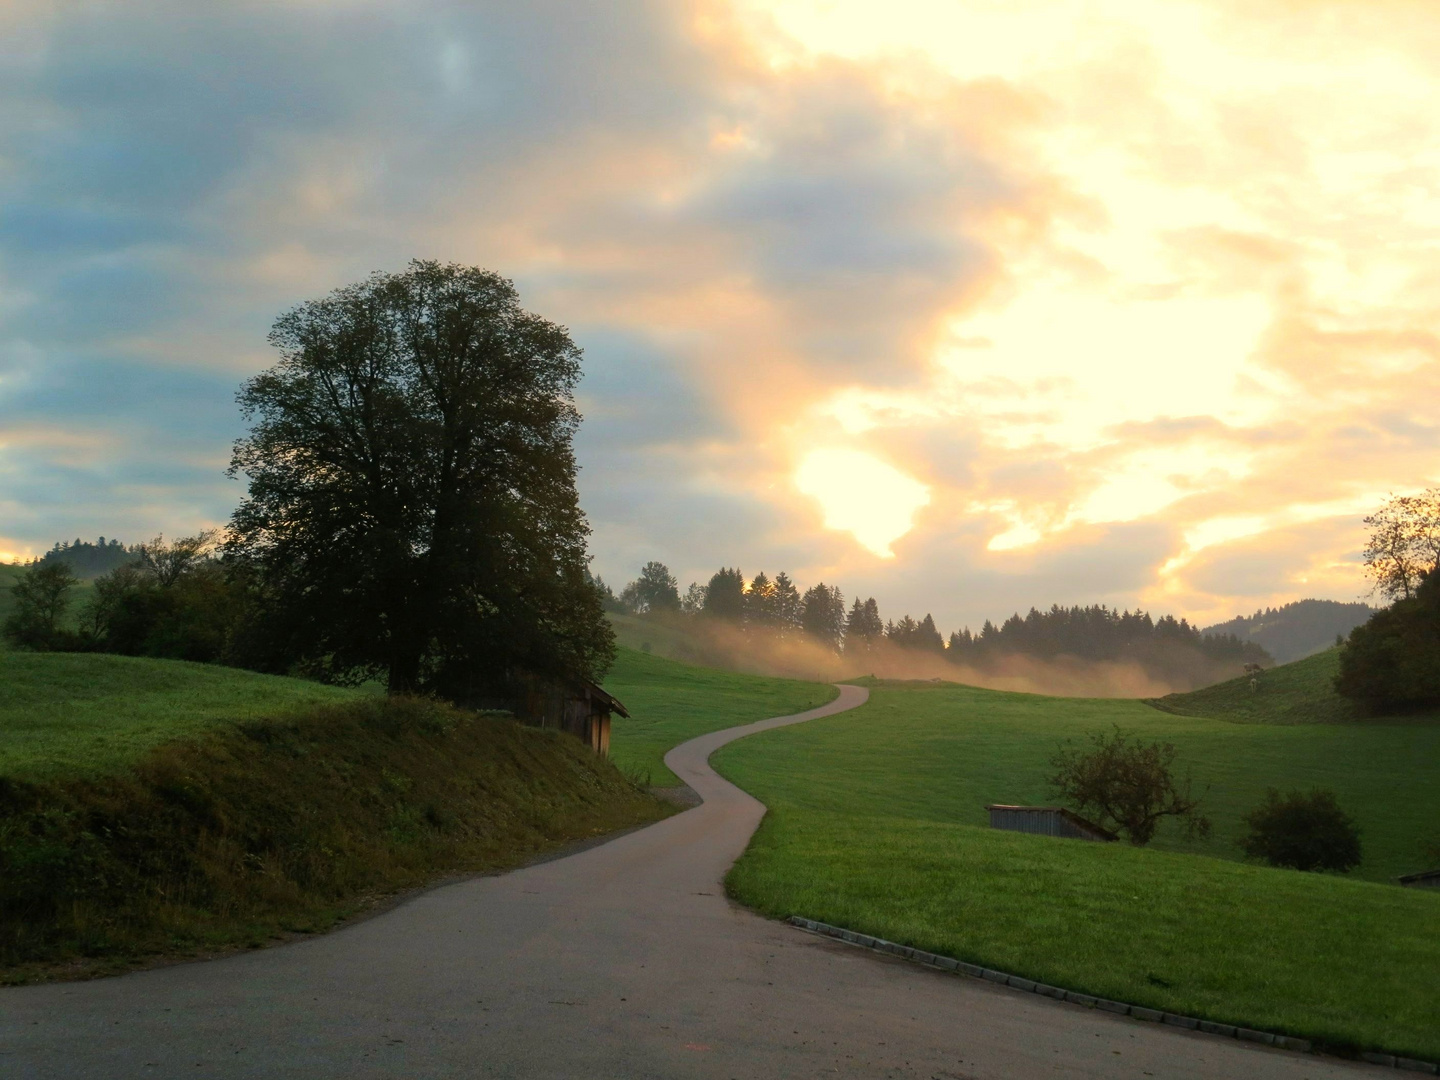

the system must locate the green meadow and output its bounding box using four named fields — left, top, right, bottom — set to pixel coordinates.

left=604, top=646, right=836, bottom=787
left=0, top=650, right=360, bottom=780
left=714, top=675, right=1440, bottom=1060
